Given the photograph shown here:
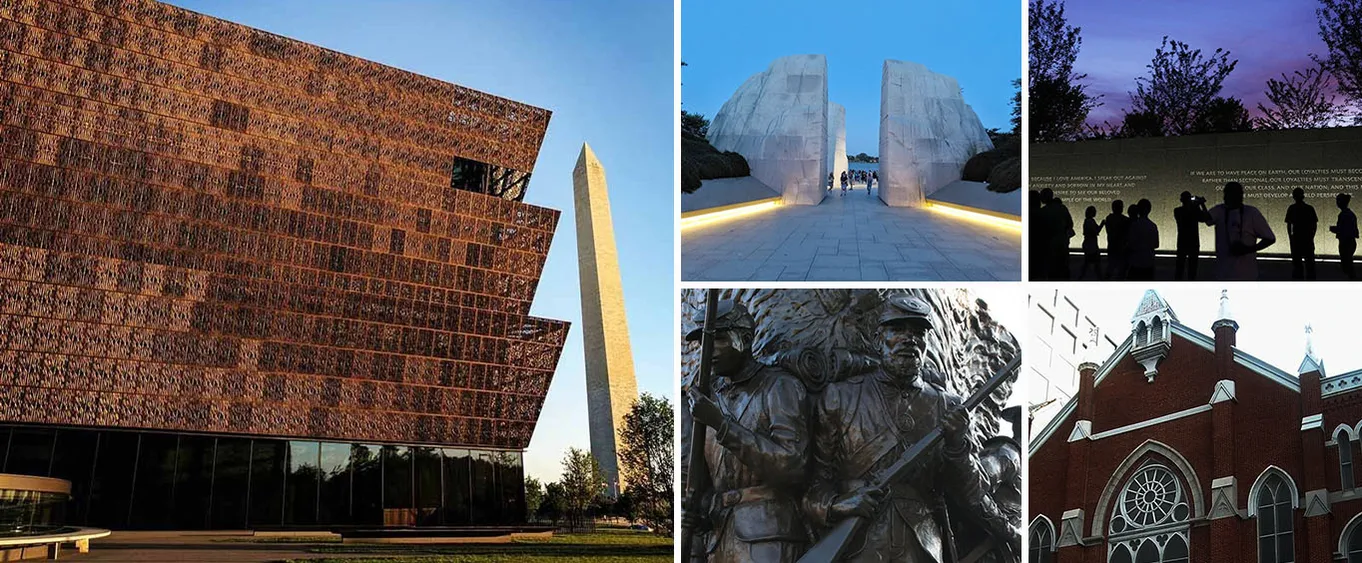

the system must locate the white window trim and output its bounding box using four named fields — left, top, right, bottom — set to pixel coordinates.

left=1246, top=466, right=1301, bottom=517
